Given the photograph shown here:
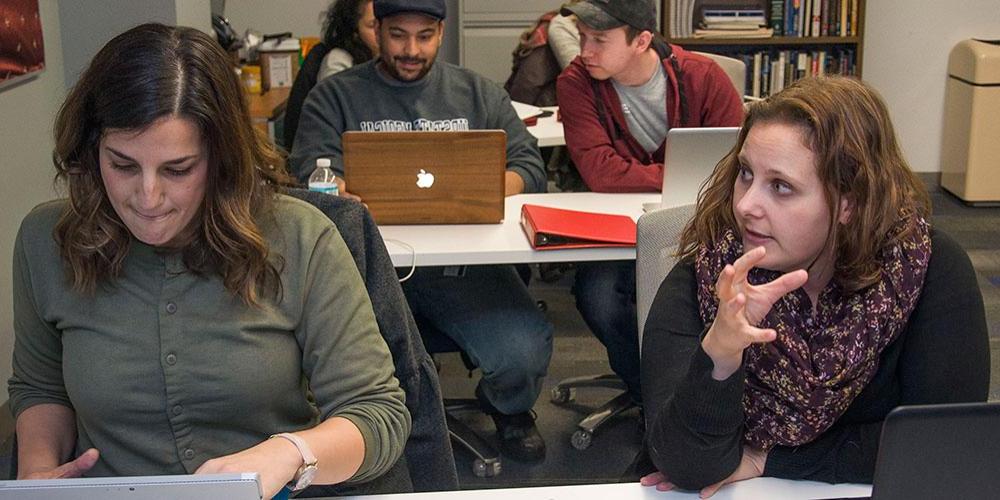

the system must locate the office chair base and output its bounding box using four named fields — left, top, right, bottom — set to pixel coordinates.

left=444, top=399, right=503, bottom=477
left=551, top=376, right=637, bottom=451
left=571, top=429, right=593, bottom=450
left=550, top=373, right=628, bottom=405
left=567, top=391, right=636, bottom=450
